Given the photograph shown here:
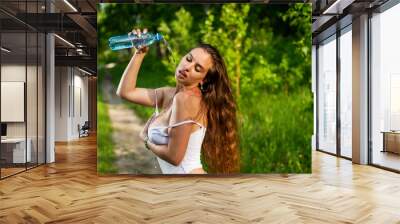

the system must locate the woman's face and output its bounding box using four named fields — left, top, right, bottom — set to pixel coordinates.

left=175, top=48, right=213, bottom=86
